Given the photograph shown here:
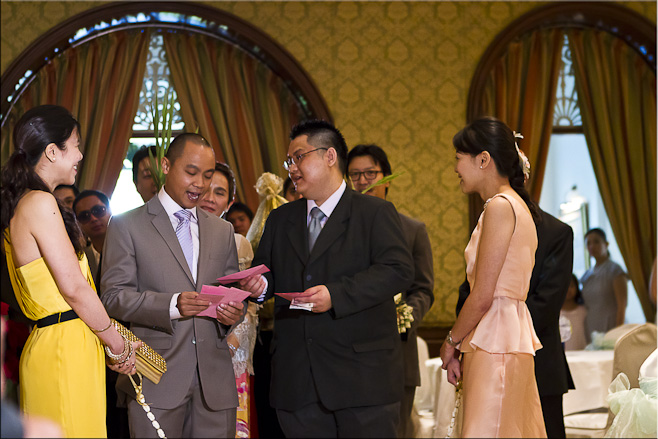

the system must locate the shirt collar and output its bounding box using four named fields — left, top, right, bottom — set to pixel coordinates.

left=158, top=186, right=198, bottom=221
left=307, top=180, right=346, bottom=219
